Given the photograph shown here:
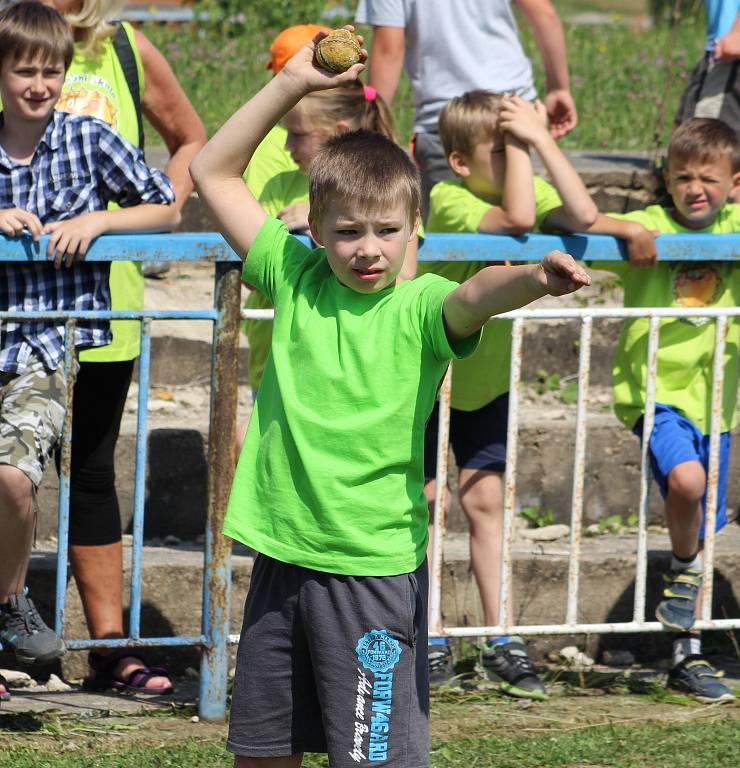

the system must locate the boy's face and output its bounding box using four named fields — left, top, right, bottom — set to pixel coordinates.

left=664, top=155, right=740, bottom=230
left=309, top=199, right=418, bottom=293
left=0, top=53, right=65, bottom=124
left=283, top=108, right=331, bottom=174
left=450, top=133, right=506, bottom=200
